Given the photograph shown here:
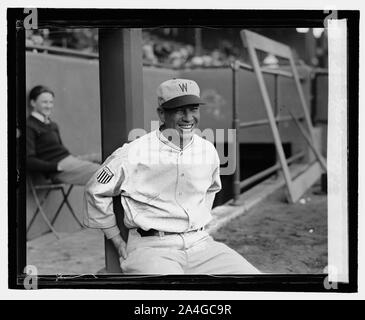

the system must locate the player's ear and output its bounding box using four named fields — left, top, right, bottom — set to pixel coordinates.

left=157, top=107, right=165, bottom=123
left=30, top=99, right=36, bottom=109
